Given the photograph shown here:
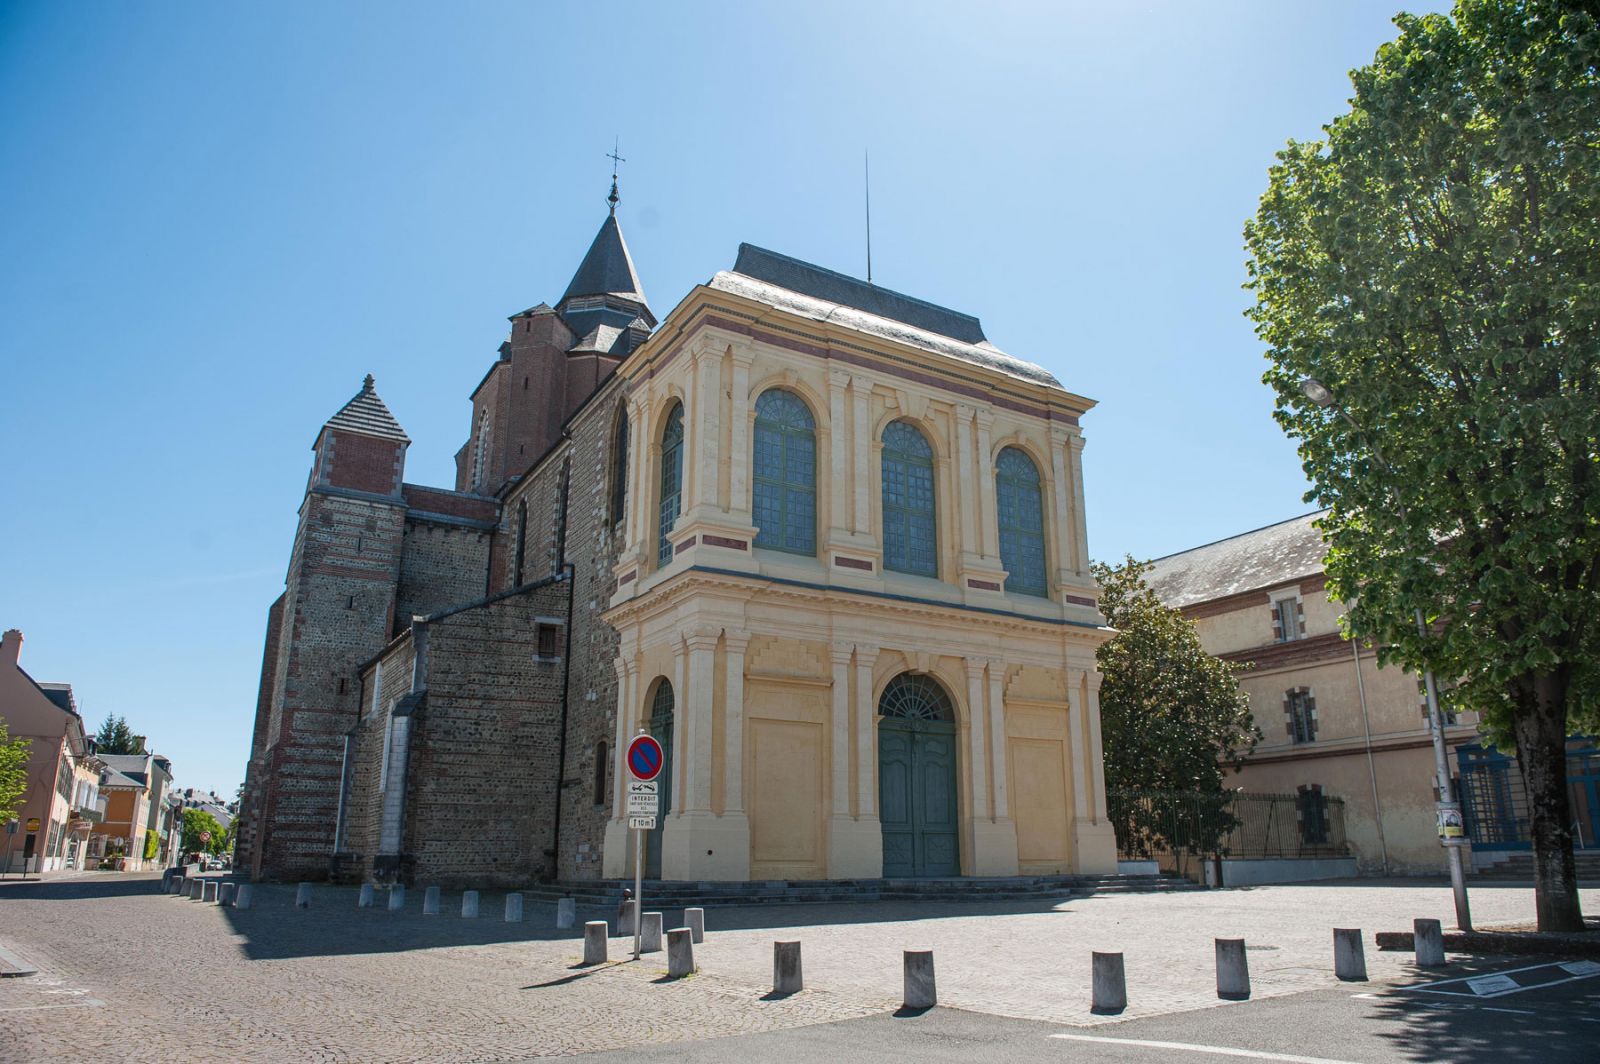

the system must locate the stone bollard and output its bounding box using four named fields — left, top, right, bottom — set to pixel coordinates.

left=423, top=886, right=441, bottom=916
left=641, top=912, right=664, bottom=953
left=219, top=882, right=237, bottom=907
left=684, top=907, right=705, bottom=944
left=773, top=940, right=803, bottom=995
left=295, top=882, right=312, bottom=909
left=358, top=883, right=374, bottom=908
left=903, top=950, right=937, bottom=1009
left=1333, top=928, right=1367, bottom=981
left=1414, top=919, right=1445, bottom=967
left=666, top=927, right=696, bottom=978
left=1091, top=951, right=1127, bottom=1014
left=388, top=885, right=406, bottom=912
left=187, top=879, right=202, bottom=899
left=556, top=896, right=576, bottom=929
left=583, top=921, right=608, bottom=965
left=1215, top=939, right=1251, bottom=1000
left=202, top=880, right=219, bottom=903
left=235, top=884, right=254, bottom=910
left=462, top=891, right=479, bottom=918
left=618, top=900, right=639, bottom=938
left=505, top=892, right=523, bottom=923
